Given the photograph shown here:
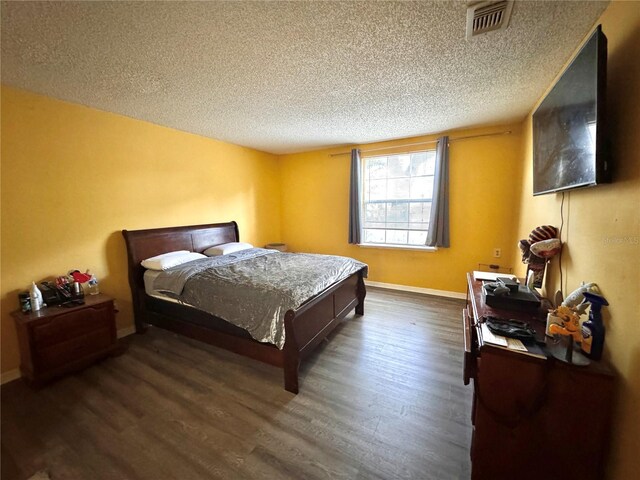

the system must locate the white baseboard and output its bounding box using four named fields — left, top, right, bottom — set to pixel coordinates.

left=366, top=280, right=466, bottom=300
left=1, top=325, right=137, bottom=385
left=117, top=325, right=136, bottom=338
